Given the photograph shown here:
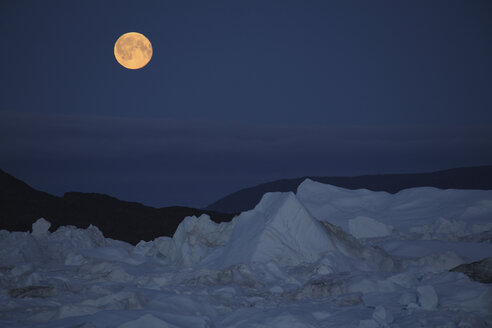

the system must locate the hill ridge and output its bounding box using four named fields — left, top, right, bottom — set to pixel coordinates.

left=205, top=165, right=492, bottom=214
left=0, top=169, right=234, bottom=244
